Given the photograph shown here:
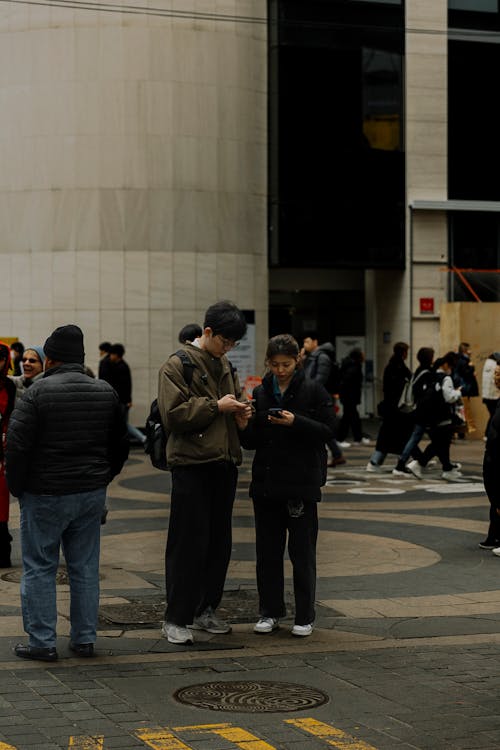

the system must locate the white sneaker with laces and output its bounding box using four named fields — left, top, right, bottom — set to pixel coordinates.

left=366, top=461, right=381, bottom=473
left=492, top=547, right=500, bottom=557
left=337, top=441, right=351, bottom=448
left=407, top=459, right=423, bottom=479
left=358, top=437, right=372, bottom=445
left=162, top=622, right=194, bottom=644
left=253, top=617, right=279, bottom=634
left=291, top=623, right=314, bottom=637
left=441, top=468, right=463, bottom=481
left=190, top=607, right=231, bottom=634
left=392, top=467, right=413, bottom=477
